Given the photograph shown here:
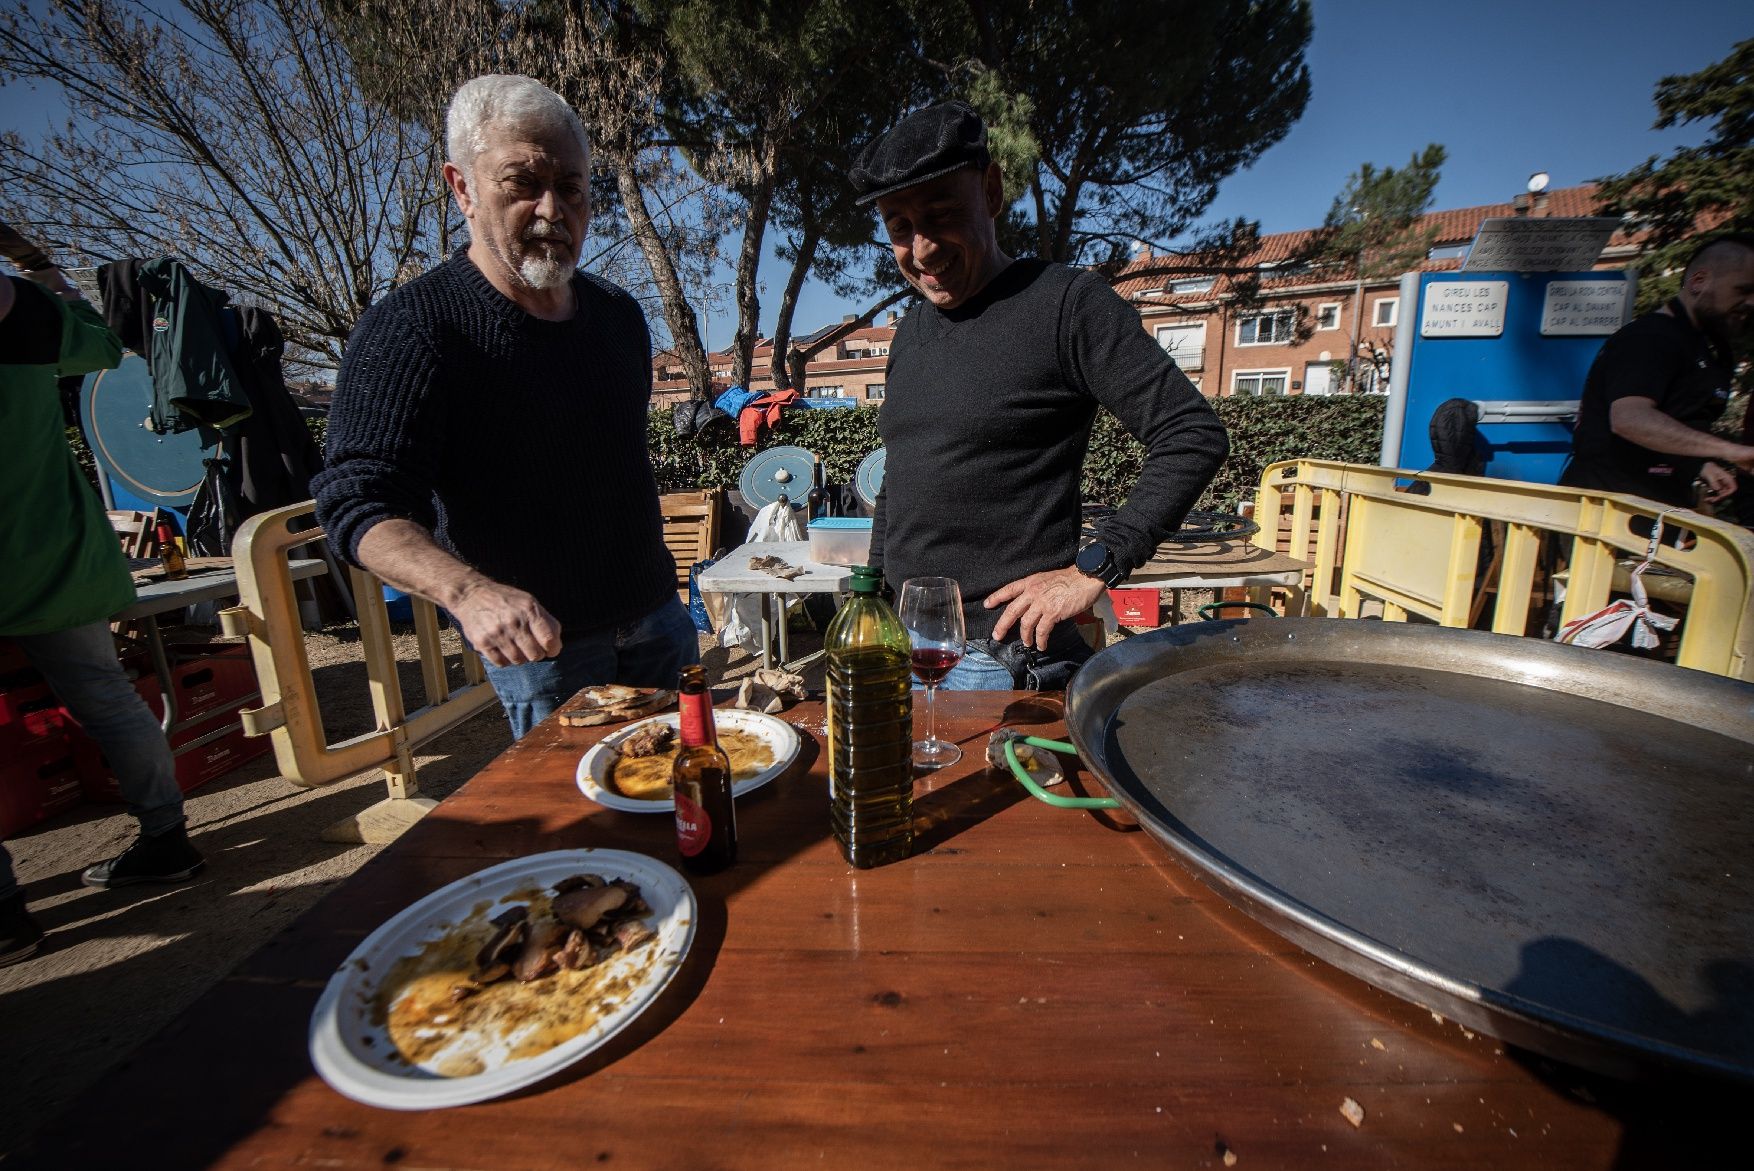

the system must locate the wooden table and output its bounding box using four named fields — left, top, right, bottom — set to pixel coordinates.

left=11, top=694, right=1742, bottom=1169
